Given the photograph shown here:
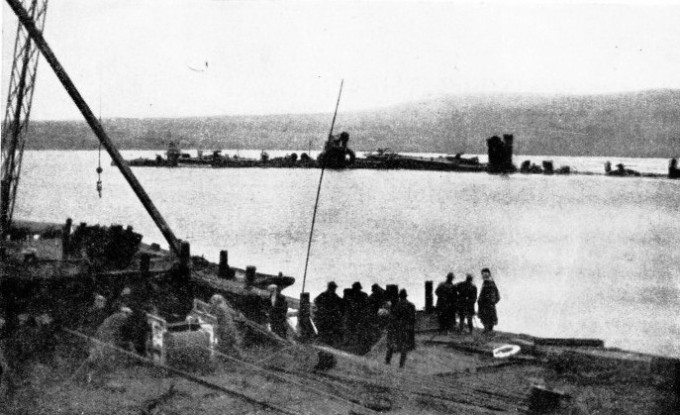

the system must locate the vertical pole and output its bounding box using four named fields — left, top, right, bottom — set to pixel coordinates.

left=245, top=266, right=256, bottom=288
left=425, top=280, right=433, bottom=313
left=301, top=80, right=344, bottom=295
left=218, top=250, right=230, bottom=279
left=179, top=241, right=191, bottom=282
left=62, top=218, right=72, bottom=260
left=298, top=292, right=314, bottom=342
